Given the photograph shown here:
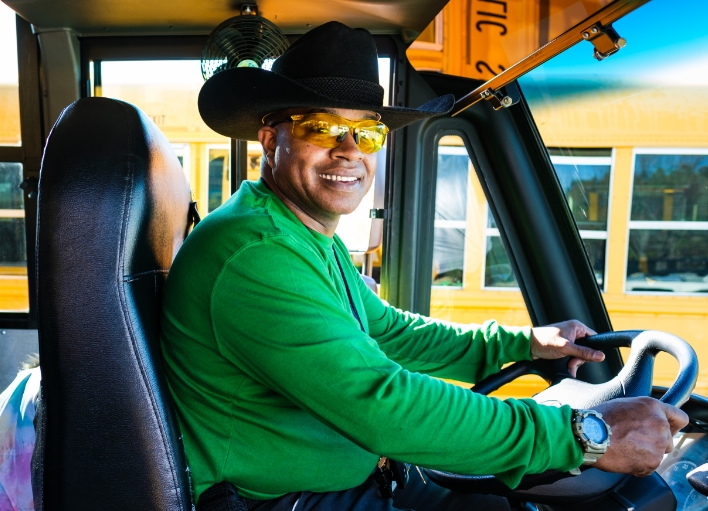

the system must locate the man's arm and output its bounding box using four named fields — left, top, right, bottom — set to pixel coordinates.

left=355, top=272, right=603, bottom=382
left=212, top=237, right=585, bottom=487
left=353, top=270, right=532, bottom=383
